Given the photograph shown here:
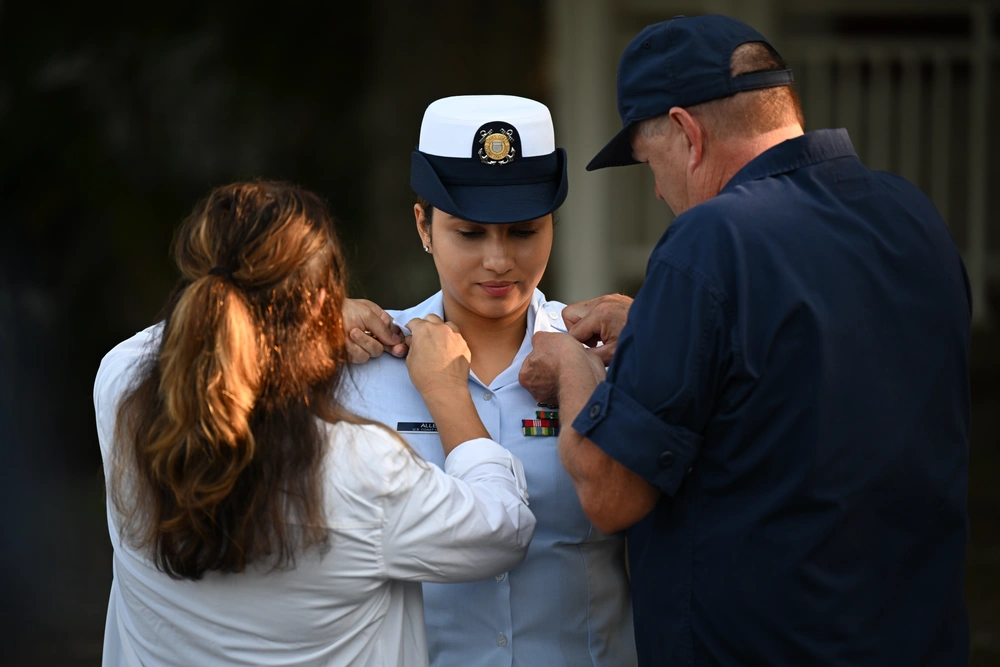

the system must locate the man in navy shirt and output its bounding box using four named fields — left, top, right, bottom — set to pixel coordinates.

left=520, top=14, right=972, bottom=666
